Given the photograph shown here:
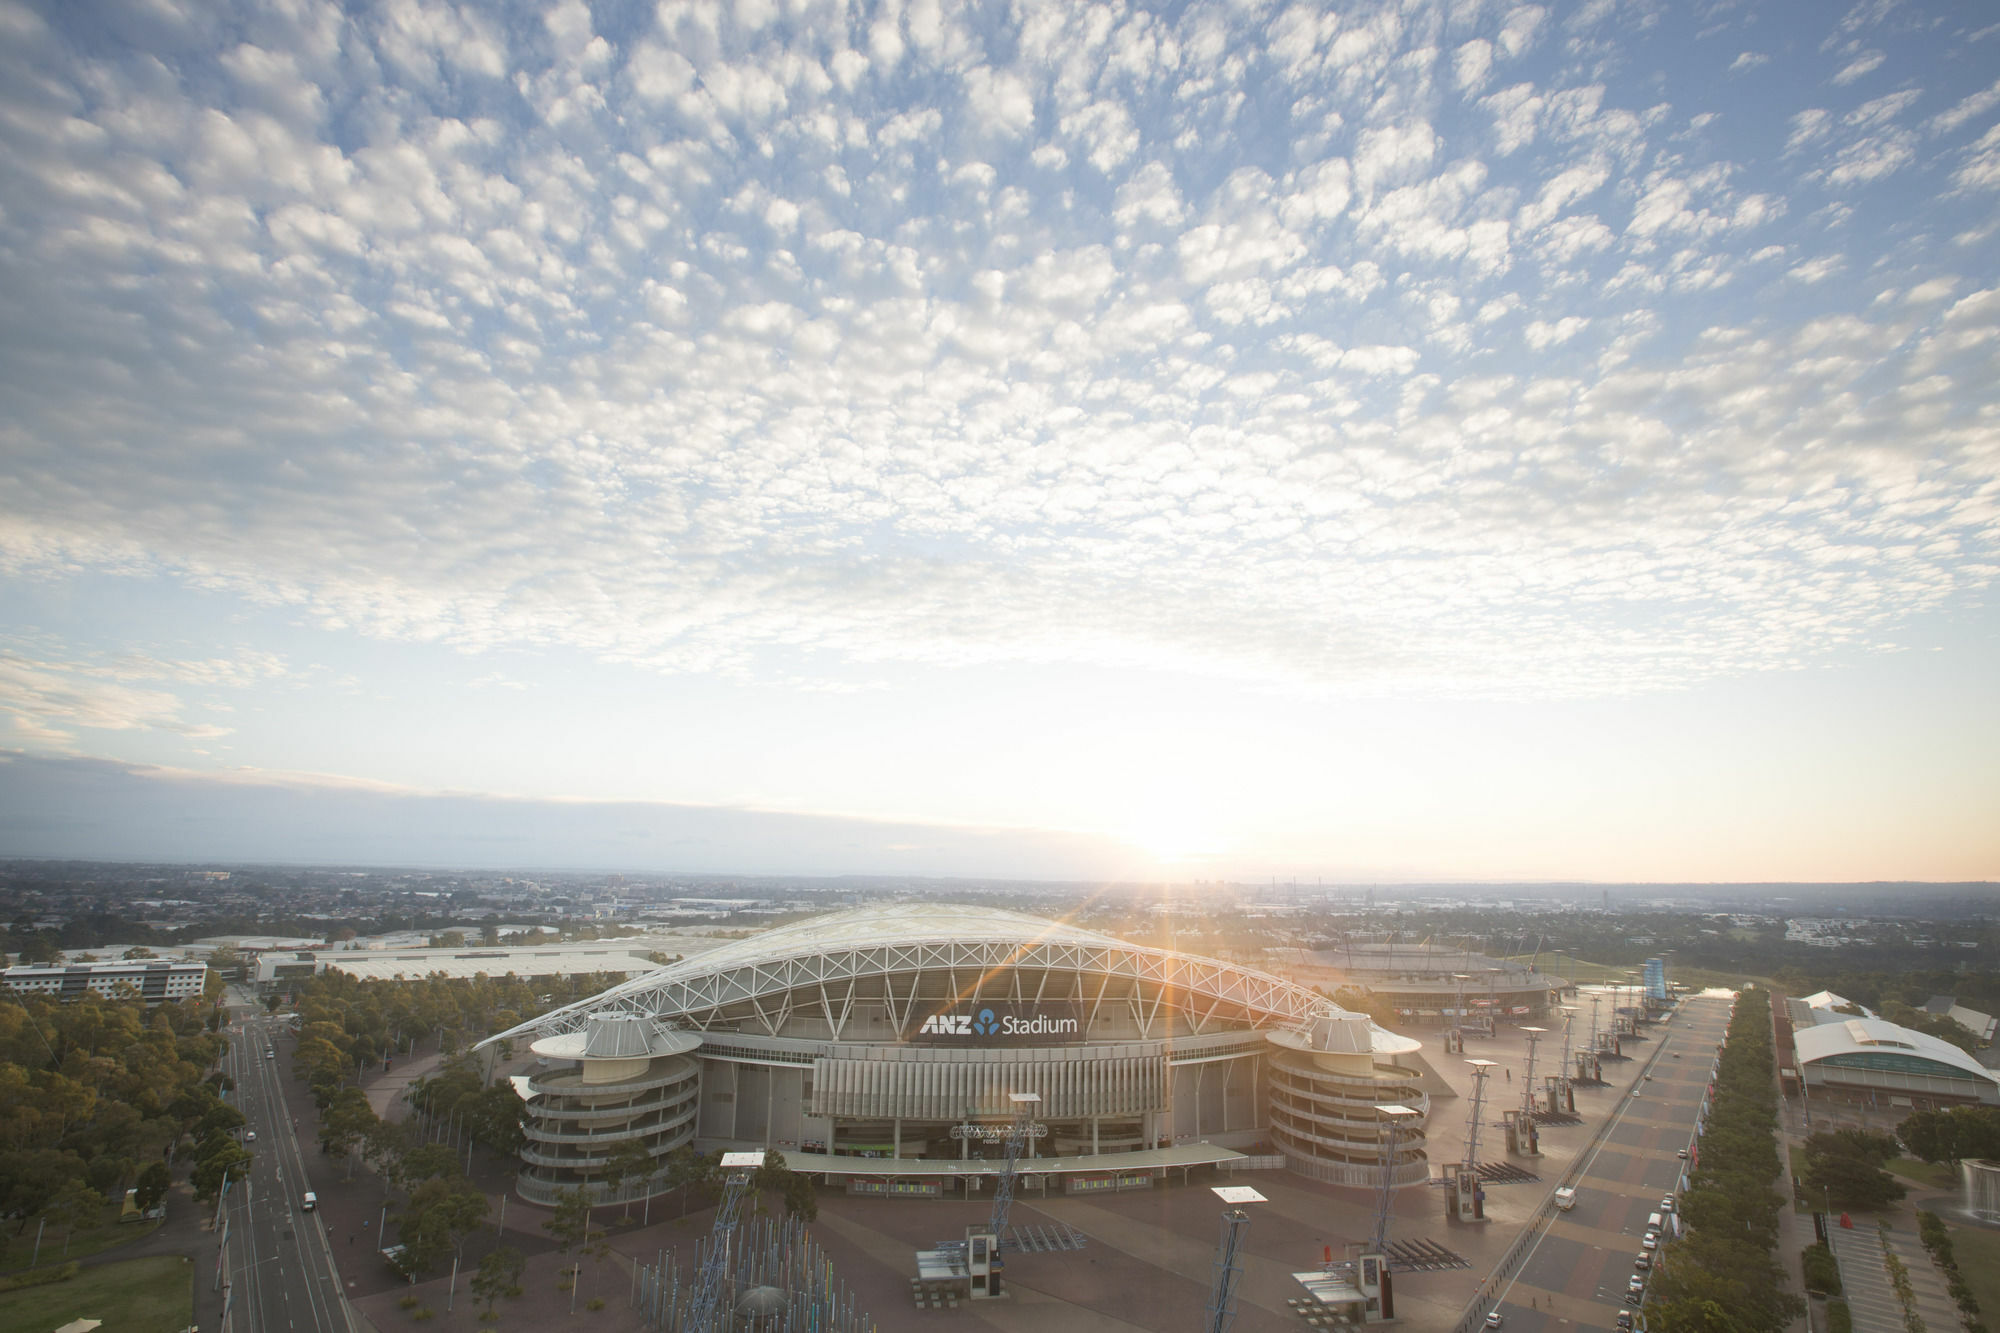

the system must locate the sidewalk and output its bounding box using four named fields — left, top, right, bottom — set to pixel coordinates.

left=1827, top=1219, right=1959, bottom=1333
left=364, top=1046, right=448, bottom=1122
